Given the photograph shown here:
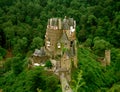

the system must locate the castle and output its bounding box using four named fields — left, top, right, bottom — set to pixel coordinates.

left=45, top=17, right=77, bottom=68
left=29, top=17, right=111, bottom=92
left=31, top=17, right=77, bottom=83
